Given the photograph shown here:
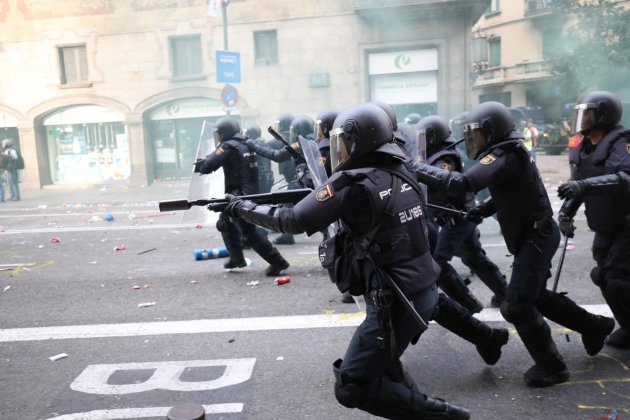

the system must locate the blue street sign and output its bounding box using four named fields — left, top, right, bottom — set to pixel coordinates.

left=216, top=50, right=241, bottom=84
